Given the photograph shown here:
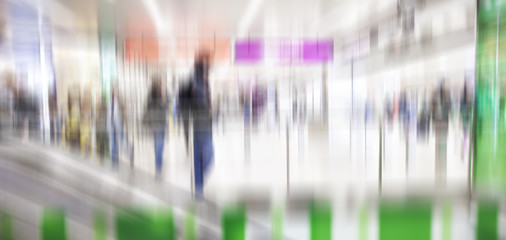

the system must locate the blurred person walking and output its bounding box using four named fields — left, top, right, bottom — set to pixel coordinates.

left=80, top=91, right=92, bottom=157
left=177, top=81, right=191, bottom=157
left=65, top=93, right=81, bottom=150
left=110, top=84, right=129, bottom=170
left=143, top=77, right=168, bottom=178
left=431, top=81, right=452, bottom=186
left=0, top=72, right=15, bottom=139
left=177, top=50, right=214, bottom=198
left=12, top=82, right=39, bottom=141
left=96, top=98, right=109, bottom=164
left=460, top=82, right=473, bottom=161
left=417, top=90, right=430, bottom=142
left=48, top=92, right=59, bottom=145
